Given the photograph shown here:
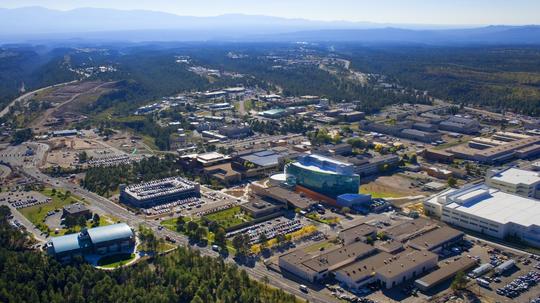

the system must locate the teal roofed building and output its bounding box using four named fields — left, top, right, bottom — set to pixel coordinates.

left=46, top=223, right=135, bottom=262
left=285, top=154, right=360, bottom=198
